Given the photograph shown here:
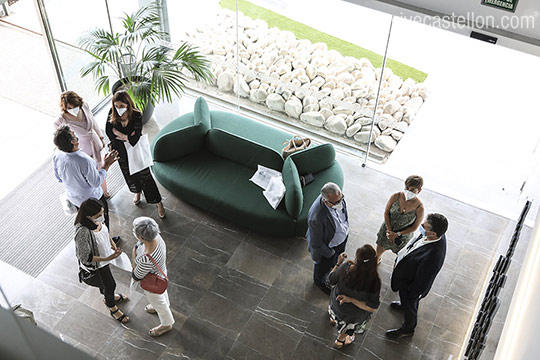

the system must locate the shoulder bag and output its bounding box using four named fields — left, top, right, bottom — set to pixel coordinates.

left=140, top=254, right=169, bottom=294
